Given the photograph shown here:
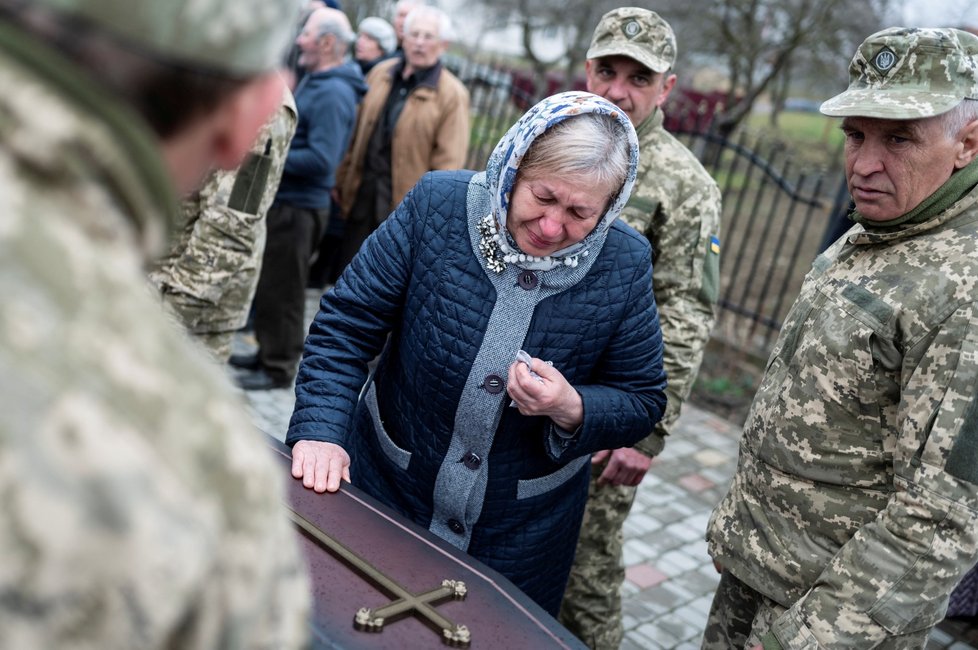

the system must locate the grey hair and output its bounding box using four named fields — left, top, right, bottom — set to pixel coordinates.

left=941, top=99, right=978, bottom=139
left=316, top=16, right=355, bottom=56
left=518, top=113, right=631, bottom=195
left=358, top=16, right=397, bottom=55
left=394, top=0, right=422, bottom=12
left=403, top=5, right=455, bottom=42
